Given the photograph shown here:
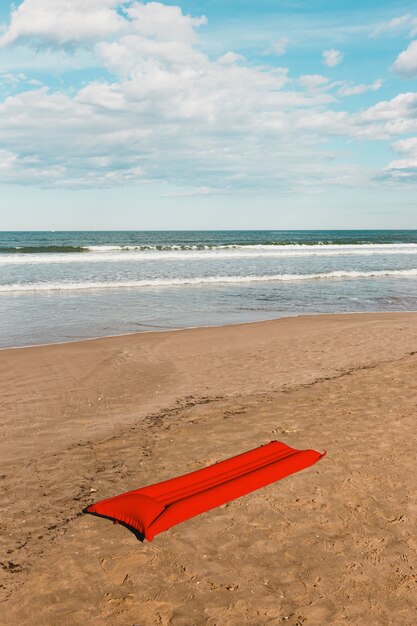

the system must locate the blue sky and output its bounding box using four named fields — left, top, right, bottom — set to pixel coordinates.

left=0, top=0, right=417, bottom=229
